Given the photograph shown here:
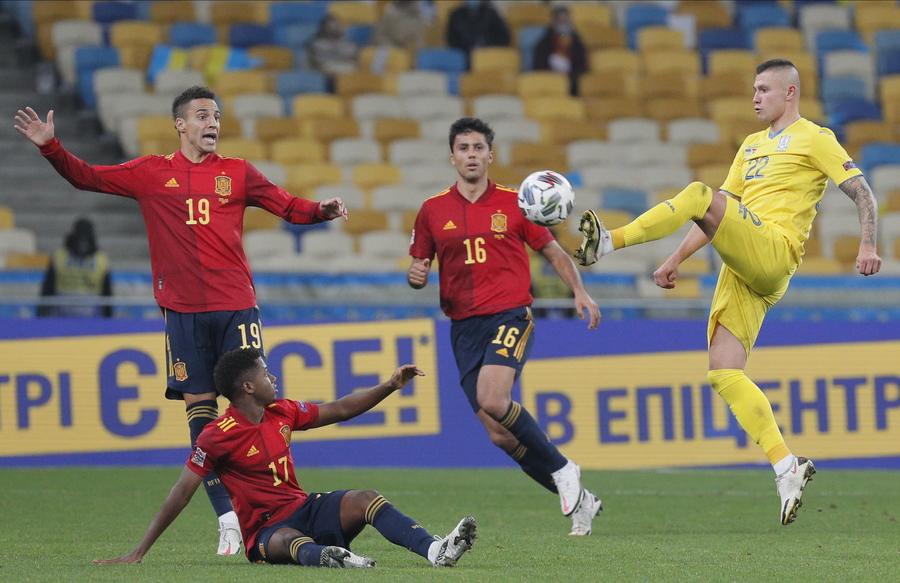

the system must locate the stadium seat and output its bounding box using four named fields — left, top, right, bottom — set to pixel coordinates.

left=623, top=3, right=670, bottom=49
left=94, top=67, right=145, bottom=99
left=394, top=70, right=449, bottom=96
left=641, top=51, right=701, bottom=77
left=607, top=118, right=661, bottom=143
left=675, top=0, right=732, bottom=30
left=636, top=27, right=685, bottom=53
left=569, top=2, right=613, bottom=29
left=402, top=94, right=464, bottom=122
left=216, top=138, right=267, bottom=161
left=580, top=71, right=637, bottom=99
left=371, top=184, right=426, bottom=213
left=687, top=142, right=736, bottom=170
left=577, top=26, right=627, bottom=52
left=154, top=69, right=205, bottom=96
left=400, top=163, right=458, bottom=191
left=798, top=3, right=851, bottom=51
left=458, top=71, right=517, bottom=97
left=214, top=70, right=270, bottom=100
left=0, top=228, right=38, bottom=254
left=666, top=118, right=721, bottom=144
left=356, top=230, right=412, bottom=263
left=285, top=163, right=344, bottom=197
left=373, top=118, right=420, bottom=144
left=823, top=51, right=875, bottom=95
left=0, top=206, right=14, bottom=229
left=736, top=3, right=790, bottom=34
left=645, top=97, right=703, bottom=122
left=583, top=97, right=643, bottom=124
left=815, top=30, right=868, bottom=72
left=277, top=71, right=329, bottom=105
left=470, top=47, right=521, bottom=73
left=269, top=138, right=325, bottom=165
left=244, top=229, right=297, bottom=265
left=638, top=71, right=698, bottom=100
left=602, top=189, right=649, bottom=217
left=352, top=163, right=402, bottom=191
left=517, top=71, right=569, bottom=98
left=505, top=2, right=551, bottom=31
left=272, top=23, right=318, bottom=49
left=567, top=140, right=628, bottom=169
left=488, top=118, right=542, bottom=144
left=855, top=2, right=900, bottom=43
left=820, top=77, right=869, bottom=105
left=251, top=161, right=287, bottom=186
left=352, top=94, right=402, bottom=122
left=510, top=142, right=567, bottom=171
left=247, top=46, right=294, bottom=71
left=93, top=1, right=140, bottom=24
left=169, top=23, right=217, bottom=48
left=330, top=138, right=382, bottom=166
left=359, top=46, right=413, bottom=73
left=873, top=29, right=900, bottom=55
left=328, top=1, right=379, bottom=26
left=706, top=49, right=756, bottom=76
left=270, top=2, right=328, bottom=25
left=301, top=118, right=361, bottom=144
left=416, top=48, right=467, bottom=74
left=243, top=207, right=282, bottom=232
left=843, top=120, right=893, bottom=159
left=876, top=49, right=900, bottom=77
left=232, top=92, right=283, bottom=119
left=701, top=70, right=754, bottom=102
left=389, top=139, right=448, bottom=167
left=314, top=184, right=367, bottom=209
left=75, top=46, right=121, bottom=107
left=334, top=71, right=386, bottom=97
left=52, top=20, right=103, bottom=86
left=860, top=143, right=900, bottom=175
left=472, top=95, right=525, bottom=122
left=523, top=96, right=585, bottom=122
left=754, top=27, right=804, bottom=53
left=291, top=93, right=344, bottom=120
left=229, top=24, right=274, bottom=49
left=589, top=49, right=641, bottom=77
left=338, top=209, right=390, bottom=236
left=698, top=28, right=751, bottom=72
left=826, top=98, right=882, bottom=128
left=517, top=25, right=546, bottom=72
